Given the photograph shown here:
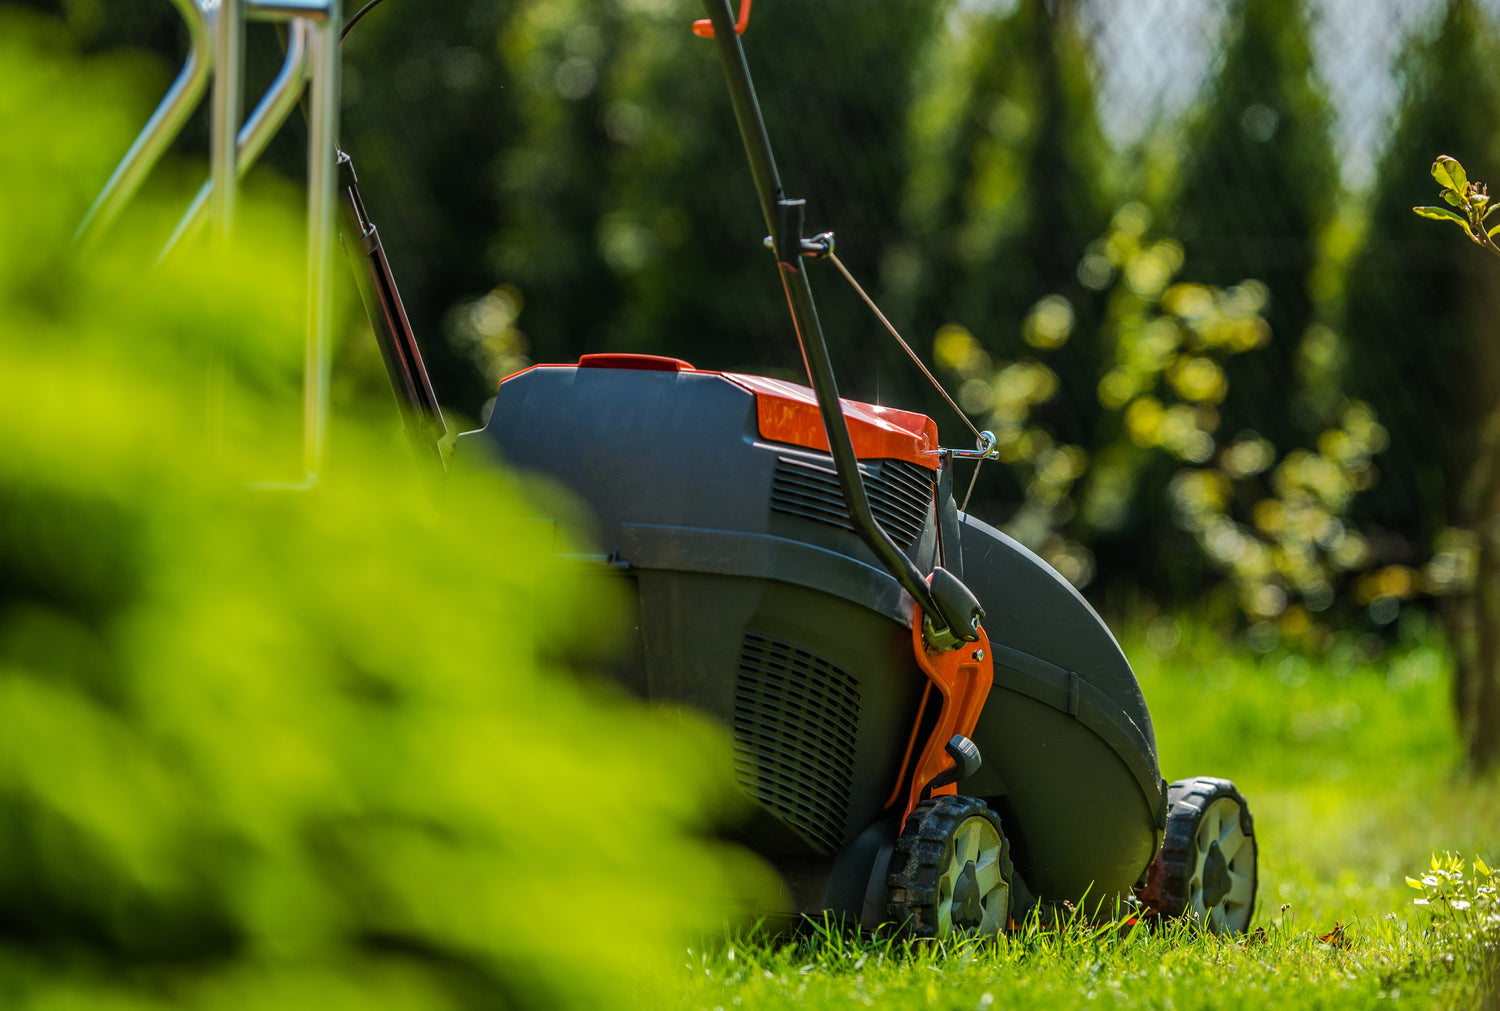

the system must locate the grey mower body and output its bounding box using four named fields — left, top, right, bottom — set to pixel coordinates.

left=462, top=354, right=1165, bottom=923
